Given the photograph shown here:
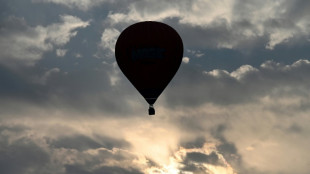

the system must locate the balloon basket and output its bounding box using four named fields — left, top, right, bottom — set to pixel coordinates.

left=148, top=105, right=155, bottom=115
